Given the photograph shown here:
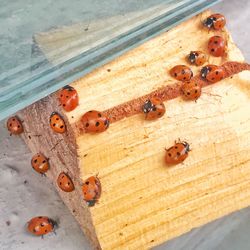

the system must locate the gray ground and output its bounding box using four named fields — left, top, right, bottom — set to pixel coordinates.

left=0, top=0, right=250, bottom=249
